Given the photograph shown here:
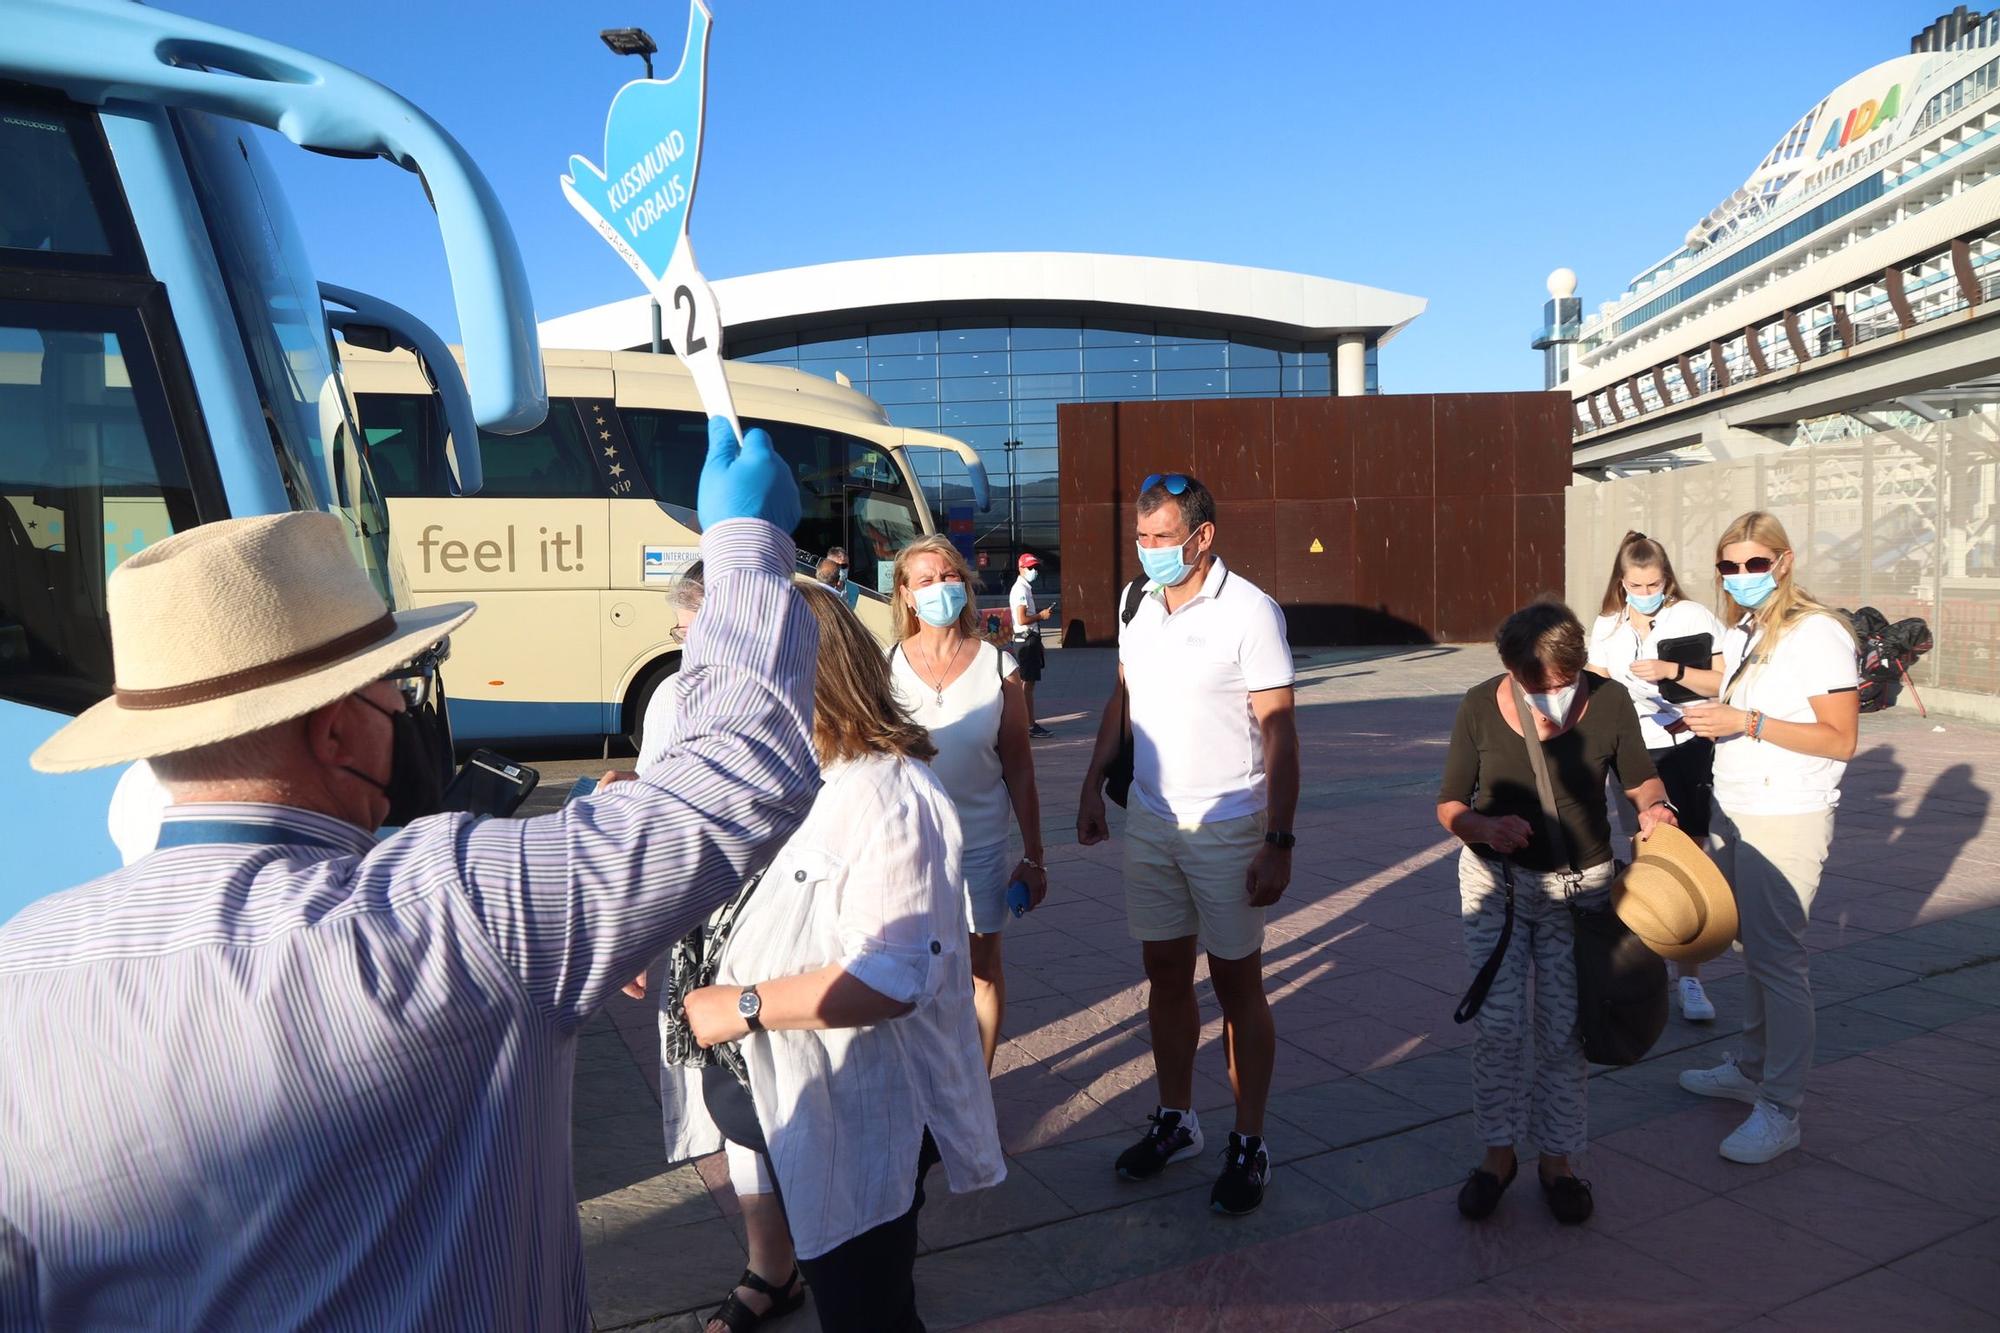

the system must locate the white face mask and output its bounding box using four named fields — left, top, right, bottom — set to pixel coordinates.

left=1523, top=680, right=1578, bottom=723
left=1022, top=567, right=1038, bottom=585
